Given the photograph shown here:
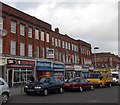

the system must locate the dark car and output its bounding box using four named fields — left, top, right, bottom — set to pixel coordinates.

left=64, top=77, right=95, bottom=92
left=24, top=77, right=64, bottom=96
